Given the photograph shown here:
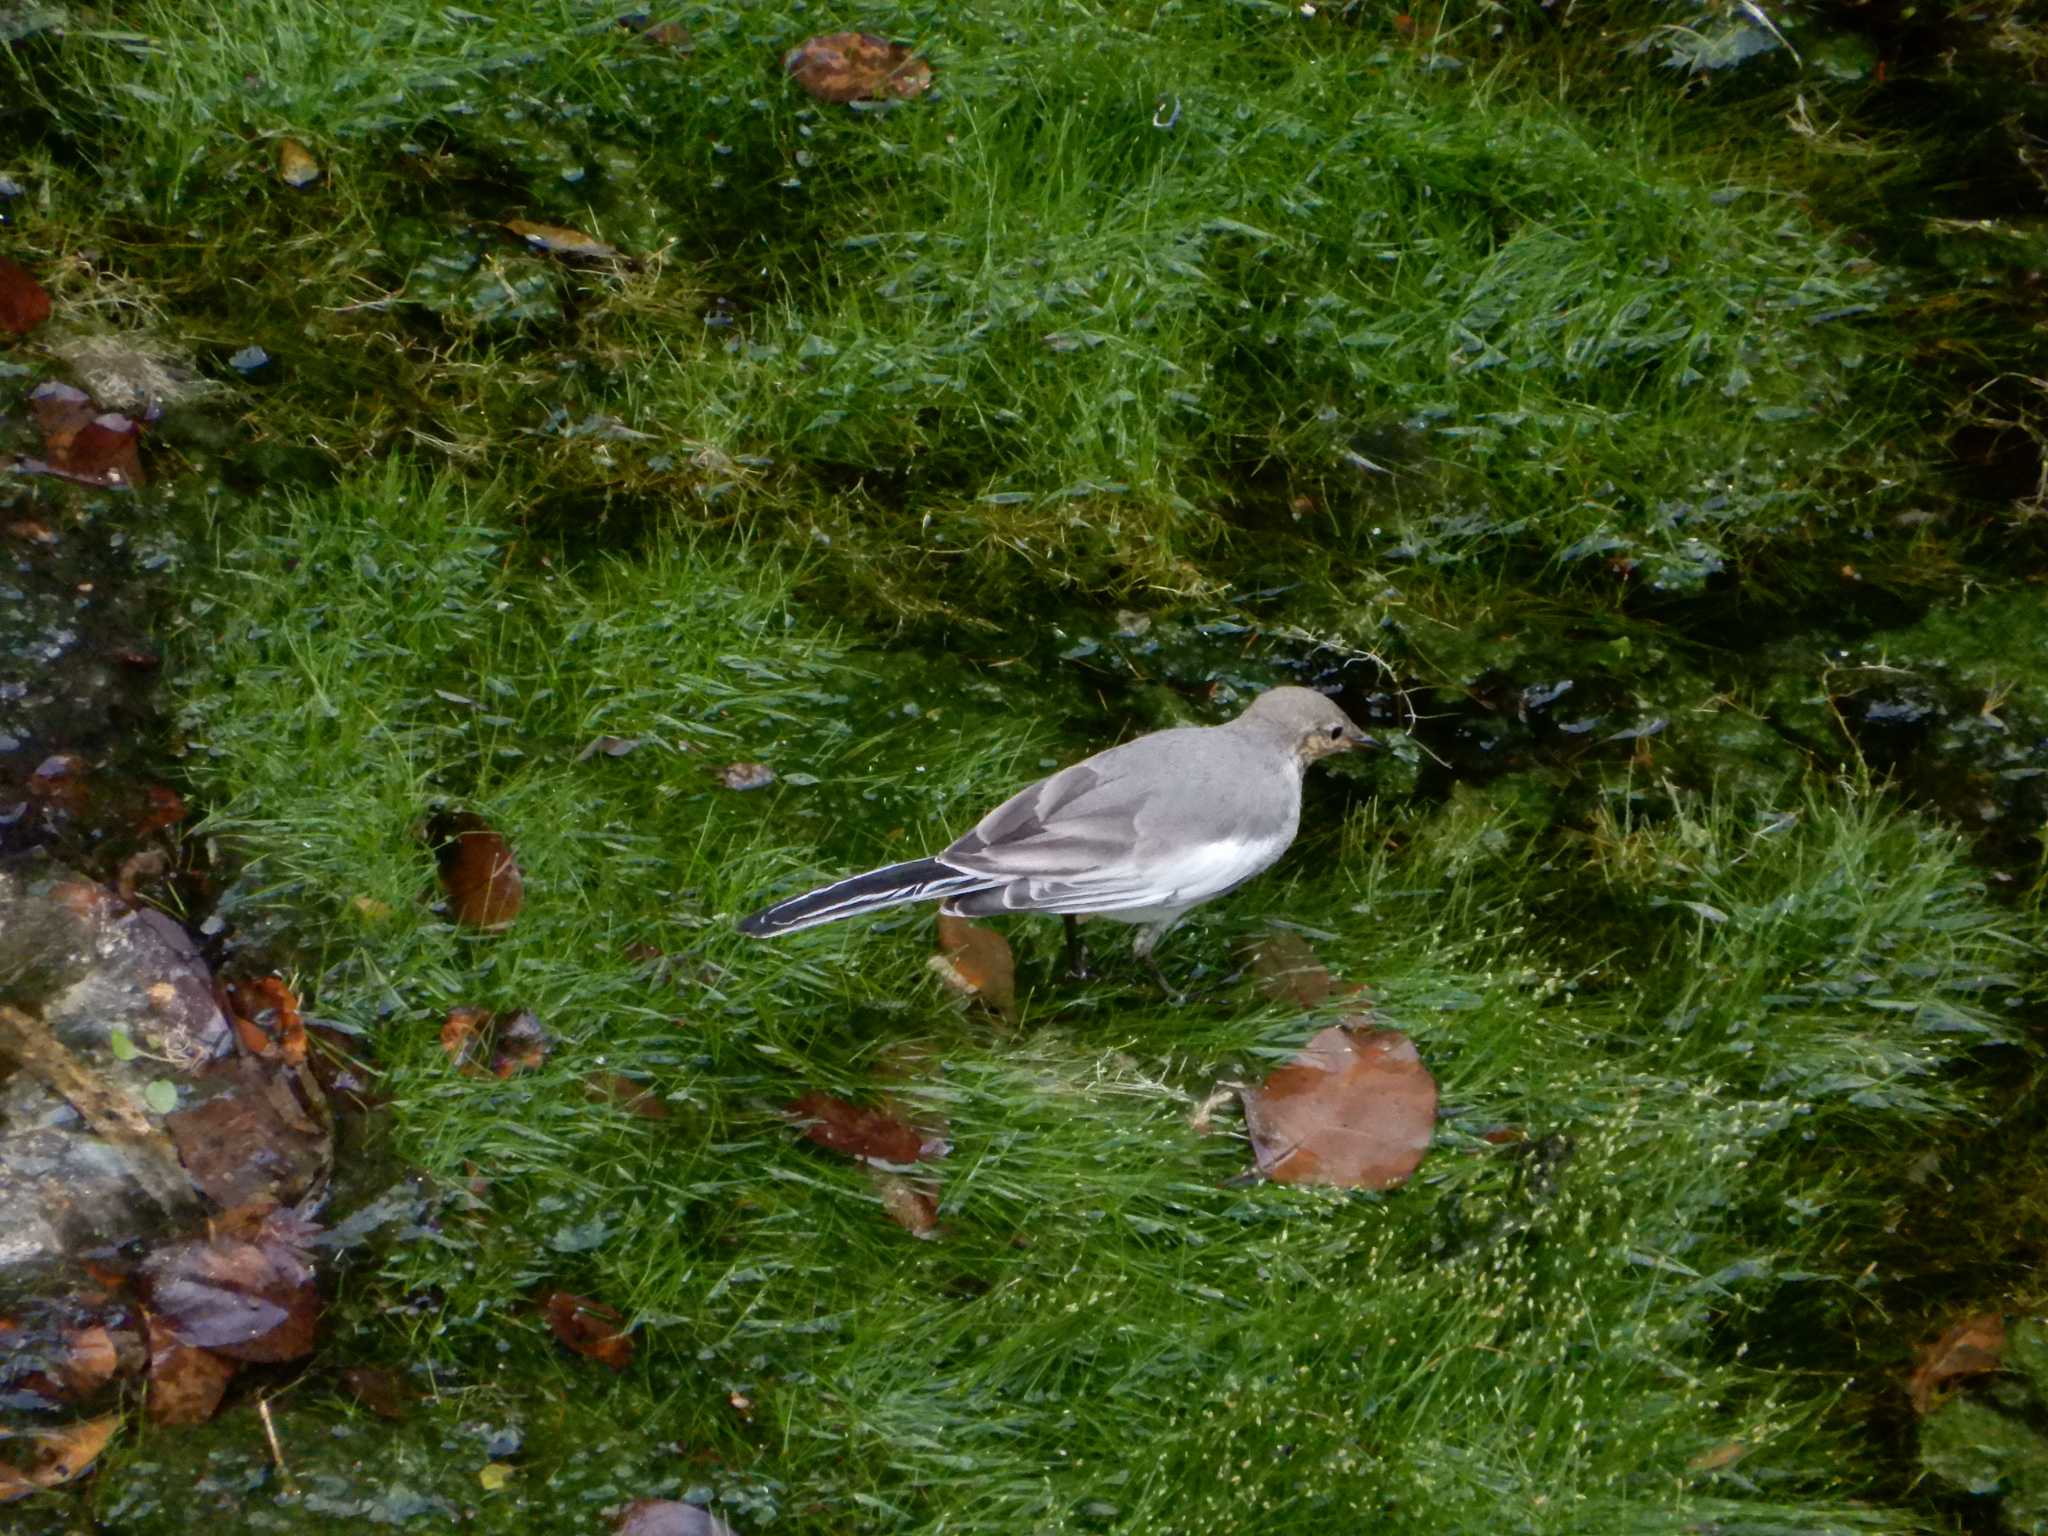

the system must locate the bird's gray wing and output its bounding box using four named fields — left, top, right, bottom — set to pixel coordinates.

left=938, top=731, right=1296, bottom=913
